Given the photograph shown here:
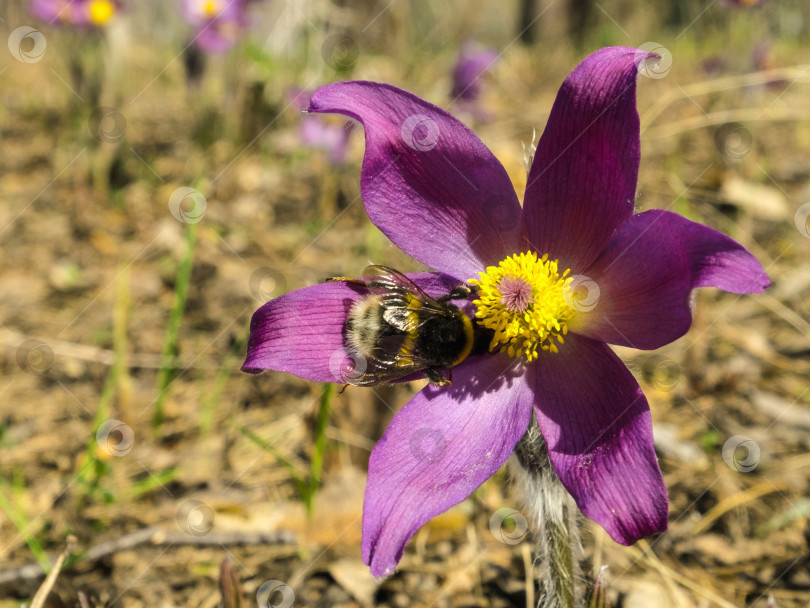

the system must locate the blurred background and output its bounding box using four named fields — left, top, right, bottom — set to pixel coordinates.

left=1, top=0, right=809, bottom=606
